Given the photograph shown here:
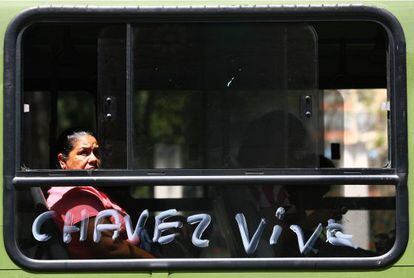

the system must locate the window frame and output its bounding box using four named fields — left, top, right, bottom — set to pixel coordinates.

left=3, top=5, right=408, bottom=271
